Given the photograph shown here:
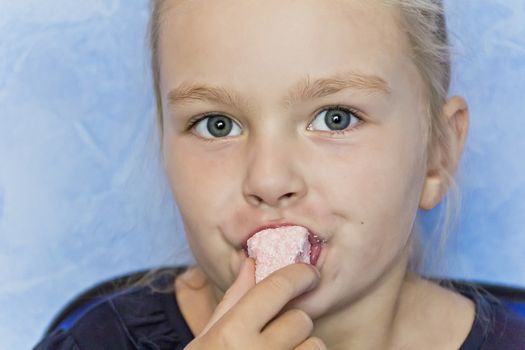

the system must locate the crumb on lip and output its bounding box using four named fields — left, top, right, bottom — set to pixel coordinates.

left=309, top=232, right=326, bottom=244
